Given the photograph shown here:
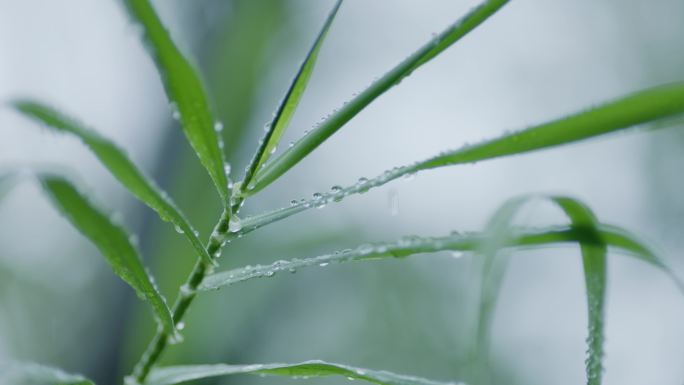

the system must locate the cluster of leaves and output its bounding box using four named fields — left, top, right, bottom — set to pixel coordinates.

left=4, top=0, right=684, bottom=384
